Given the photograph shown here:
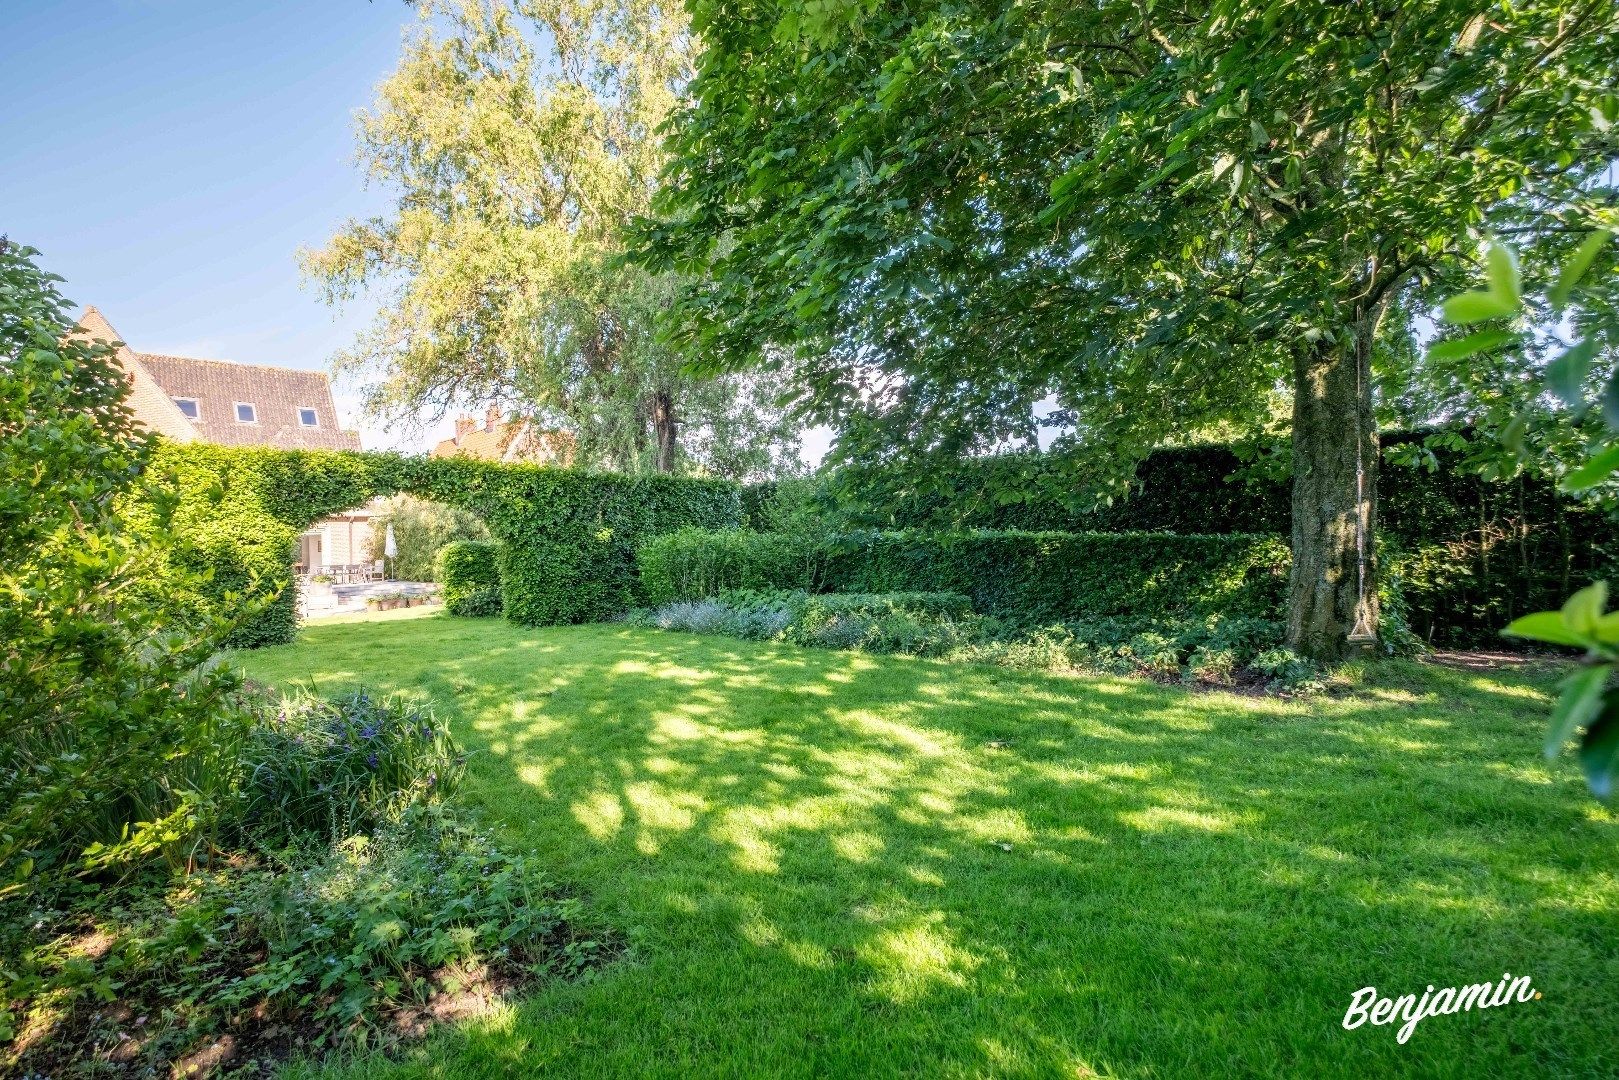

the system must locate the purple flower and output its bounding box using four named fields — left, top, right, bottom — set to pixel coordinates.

left=367, top=753, right=379, bottom=769
left=360, top=725, right=378, bottom=740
